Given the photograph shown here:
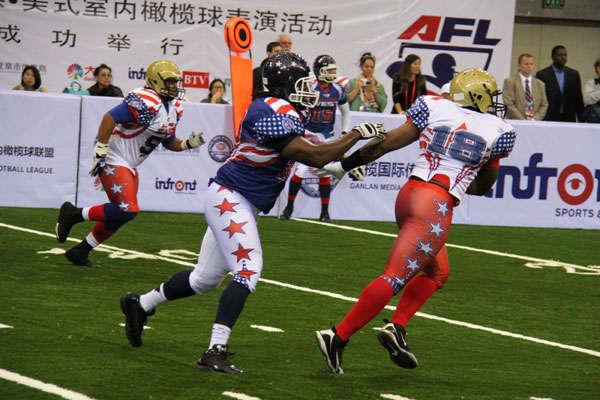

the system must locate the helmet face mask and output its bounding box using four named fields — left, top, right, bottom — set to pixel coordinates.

left=450, top=68, right=506, bottom=118
left=262, top=52, right=320, bottom=109
left=146, top=60, right=185, bottom=100
left=313, top=55, right=338, bottom=83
